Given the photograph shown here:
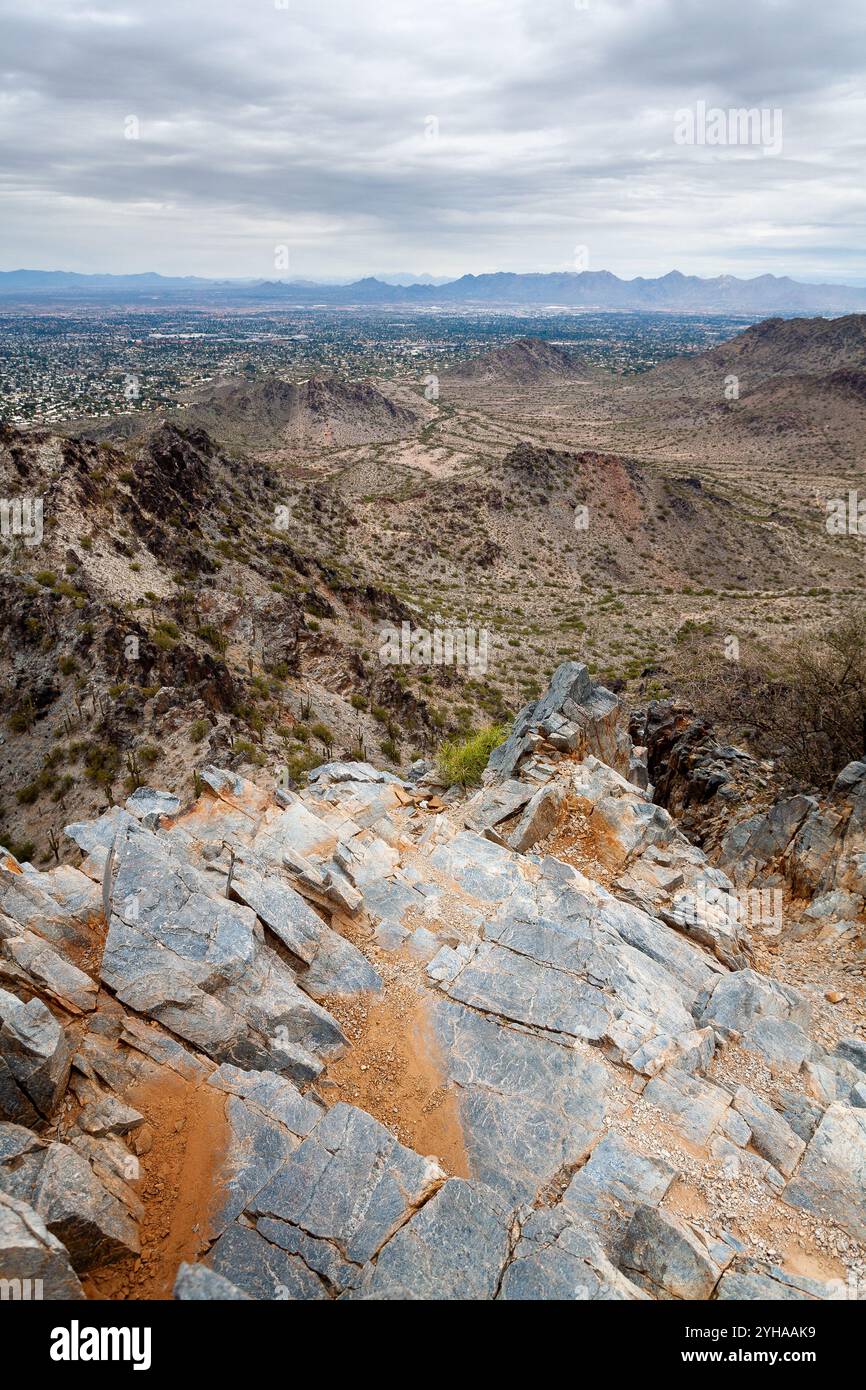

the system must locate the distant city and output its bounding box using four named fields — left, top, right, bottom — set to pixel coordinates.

left=0, top=306, right=752, bottom=427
